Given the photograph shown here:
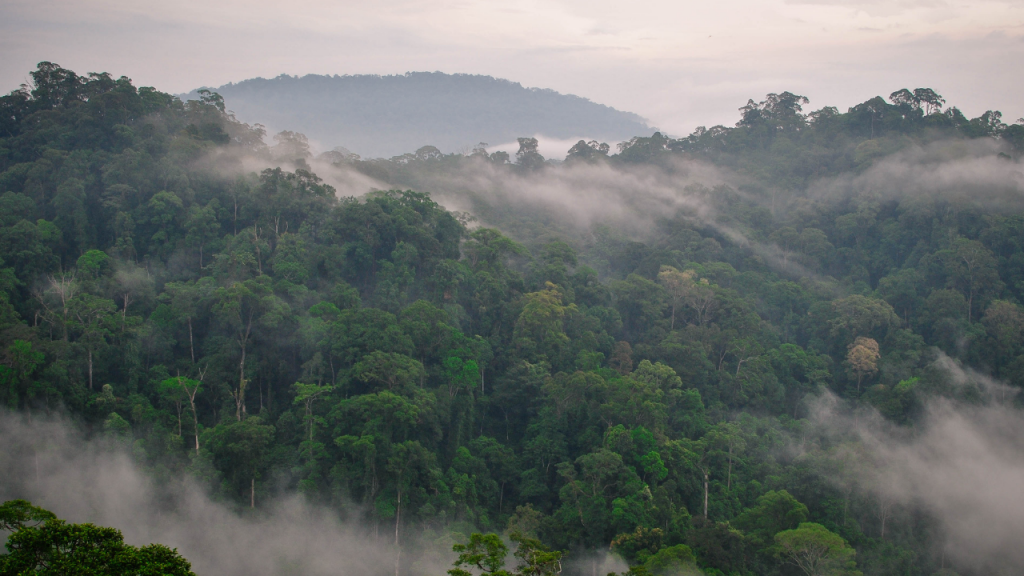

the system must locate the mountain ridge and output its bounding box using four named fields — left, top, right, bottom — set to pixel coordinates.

left=181, top=71, right=651, bottom=158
